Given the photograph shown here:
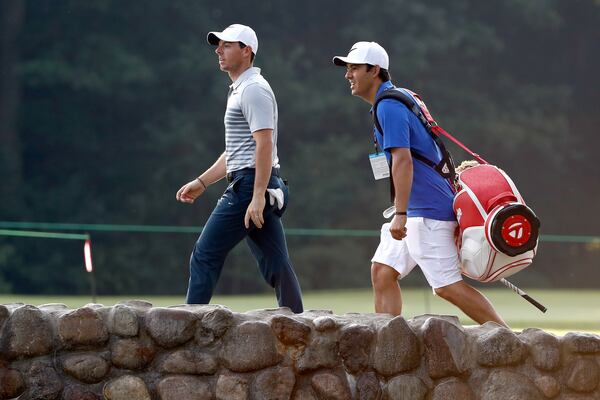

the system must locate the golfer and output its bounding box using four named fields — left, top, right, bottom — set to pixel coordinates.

left=176, top=24, right=303, bottom=313
left=333, top=41, right=506, bottom=326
